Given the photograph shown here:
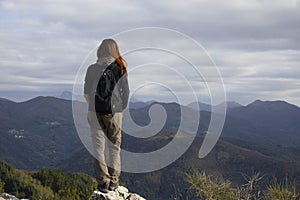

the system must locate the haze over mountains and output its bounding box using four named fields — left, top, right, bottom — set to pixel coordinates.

left=1, top=95, right=299, bottom=167
left=0, top=95, right=299, bottom=199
